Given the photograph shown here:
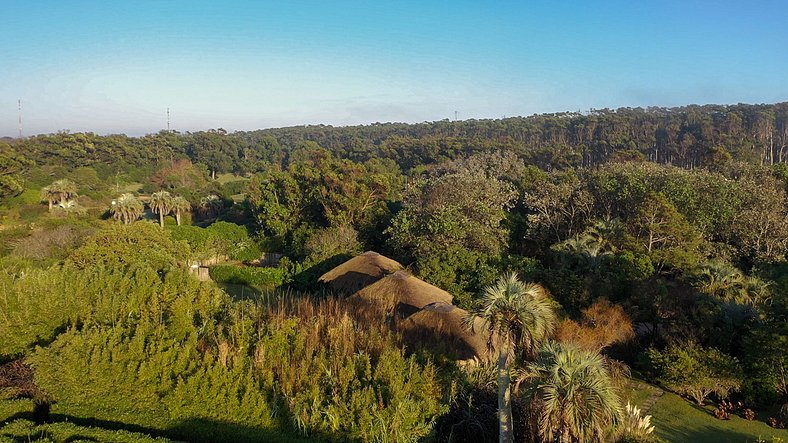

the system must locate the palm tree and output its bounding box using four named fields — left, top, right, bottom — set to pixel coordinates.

left=691, top=260, right=770, bottom=304
left=40, top=185, right=58, bottom=211
left=466, top=273, right=557, bottom=443
left=170, top=195, right=191, bottom=226
left=110, top=193, right=144, bottom=225
left=149, top=190, right=173, bottom=228
left=518, top=342, right=621, bottom=443
left=199, top=194, right=222, bottom=219
left=49, top=179, right=78, bottom=206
